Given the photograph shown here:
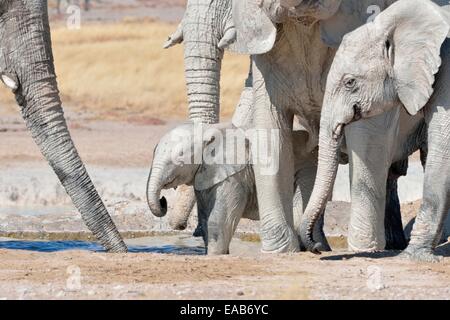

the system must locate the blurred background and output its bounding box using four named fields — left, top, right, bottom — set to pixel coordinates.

left=0, top=0, right=248, bottom=121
